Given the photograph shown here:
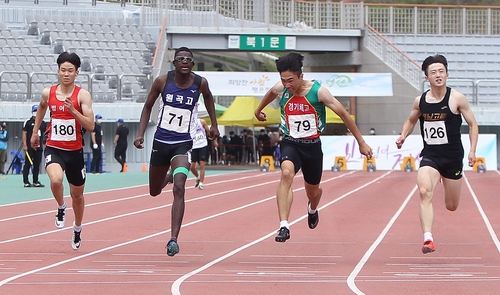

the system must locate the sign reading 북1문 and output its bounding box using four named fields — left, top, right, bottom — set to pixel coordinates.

left=228, top=35, right=296, bottom=51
